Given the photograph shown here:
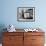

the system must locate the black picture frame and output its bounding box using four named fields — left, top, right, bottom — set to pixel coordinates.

left=17, top=7, right=35, bottom=22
